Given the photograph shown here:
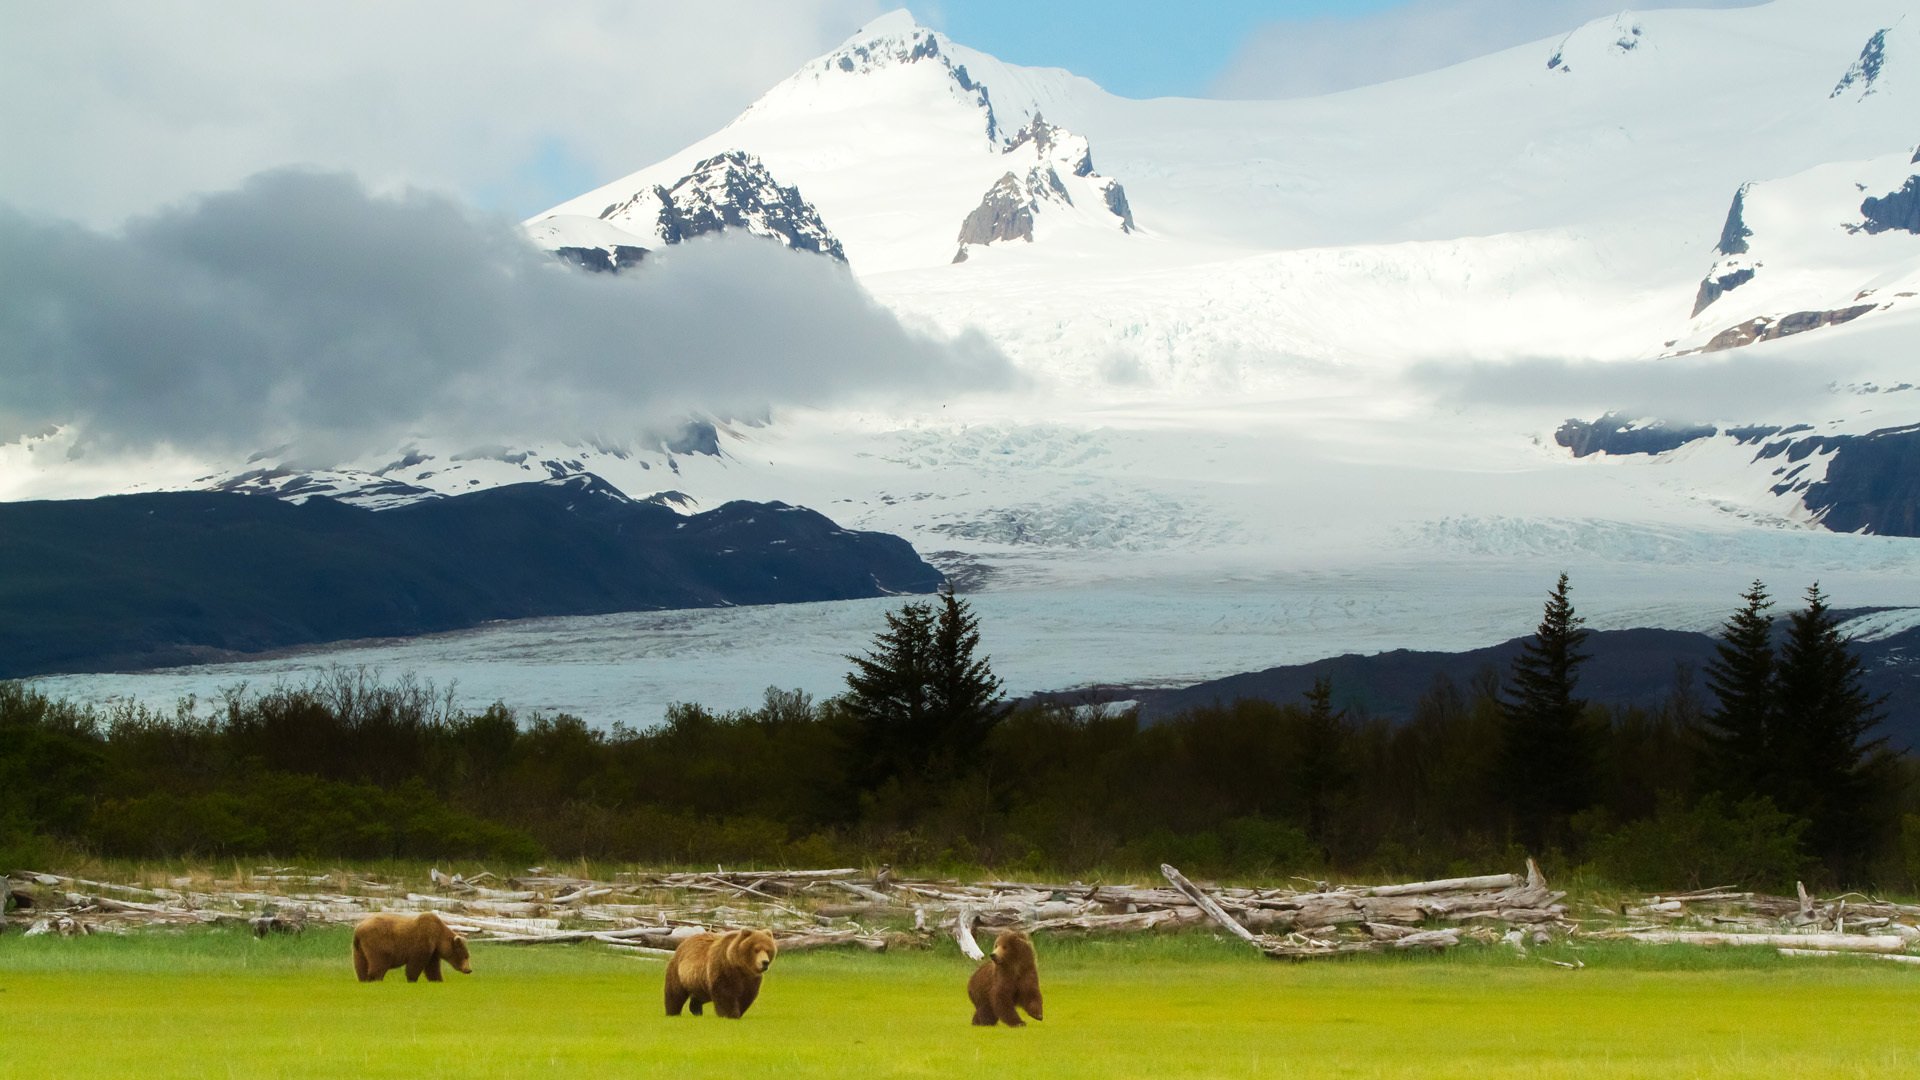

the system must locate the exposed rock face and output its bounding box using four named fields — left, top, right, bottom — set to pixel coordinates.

left=553, top=244, right=649, bottom=274
left=1861, top=175, right=1920, bottom=235
left=1692, top=267, right=1755, bottom=316
left=1690, top=185, right=1757, bottom=315
left=634, top=152, right=846, bottom=261
left=1702, top=303, right=1878, bottom=351
left=952, top=114, right=1136, bottom=262
left=1716, top=184, right=1753, bottom=256
left=1832, top=28, right=1889, bottom=99
left=1554, top=415, right=1717, bottom=458
left=954, top=173, right=1035, bottom=257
